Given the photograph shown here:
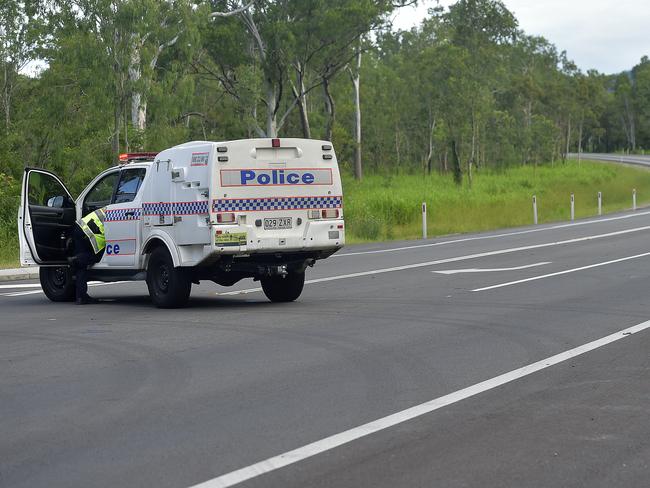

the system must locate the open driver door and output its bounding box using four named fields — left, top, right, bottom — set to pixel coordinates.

left=19, top=168, right=76, bottom=266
